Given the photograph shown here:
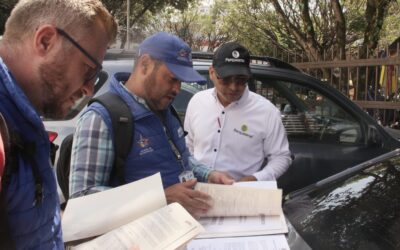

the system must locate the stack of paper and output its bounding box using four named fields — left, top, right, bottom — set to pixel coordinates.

left=62, top=173, right=204, bottom=250
left=187, top=181, right=290, bottom=250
